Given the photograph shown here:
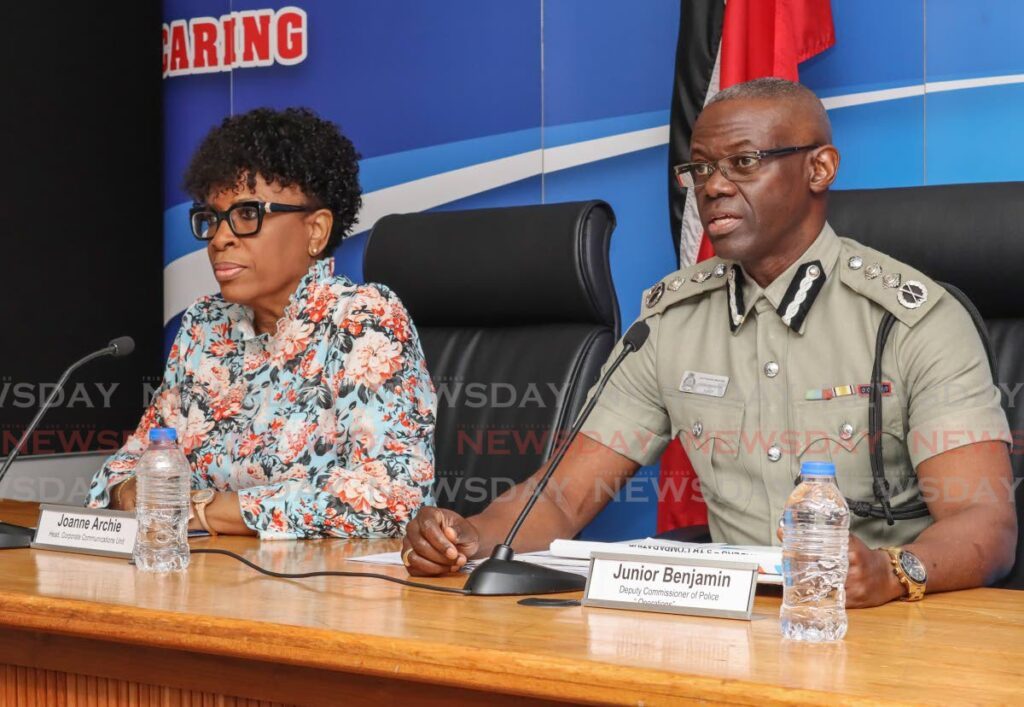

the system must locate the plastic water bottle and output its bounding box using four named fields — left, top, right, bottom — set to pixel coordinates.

left=780, top=461, right=850, bottom=641
left=133, top=428, right=191, bottom=572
